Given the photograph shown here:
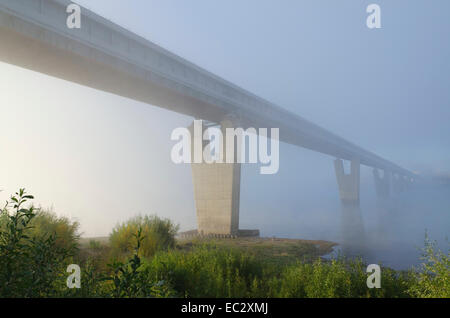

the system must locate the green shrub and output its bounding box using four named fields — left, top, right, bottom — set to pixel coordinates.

left=2, top=189, right=448, bottom=299
left=274, top=258, right=411, bottom=298
left=141, top=244, right=265, bottom=297
left=27, top=209, right=80, bottom=251
left=107, top=228, right=176, bottom=298
left=408, top=236, right=450, bottom=298
left=138, top=243, right=414, bottom=298
left=109, top=215, right=179, bottom=258
left=0, top=189, right=75, bottom=297
left=0, top=201, right=80, bottom=254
